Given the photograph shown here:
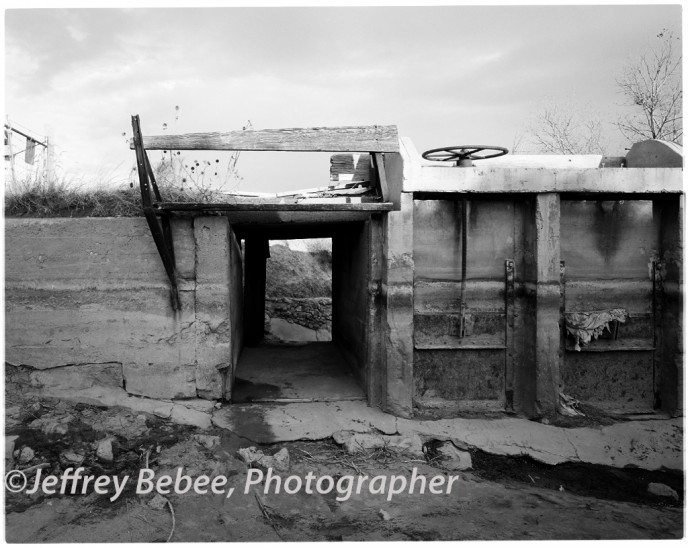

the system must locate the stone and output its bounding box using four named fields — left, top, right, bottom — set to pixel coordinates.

left=5, top=436, right=19, bottom=462
left=17, top=446, right=35, bottom=465
left=29, top=363, right=124, bottom=391
left=148, top=494, right=168, bottom=510
left=213, top=401, right=398, bottom=444
left=60, top=449, right=84, bottom=466
left=378, top=509, right=391, bottom=521
left=436, top=442, right=473, bottom=471
left=647, top=482, right=679, bottom=500
left=29, top=415, right=72, bottom=436
left=96, top=438, right=114, bottom=463
left=172, top=399, right=215, bottom=414
left=170, top=404, right=212, bottom=429
left=194, top=434, right=220, bottom=450
left=333, top=430, right=424, bottom=457
left=237, top=447, right=290, bottom=472
left=123, top=362, right=197, bottom=400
